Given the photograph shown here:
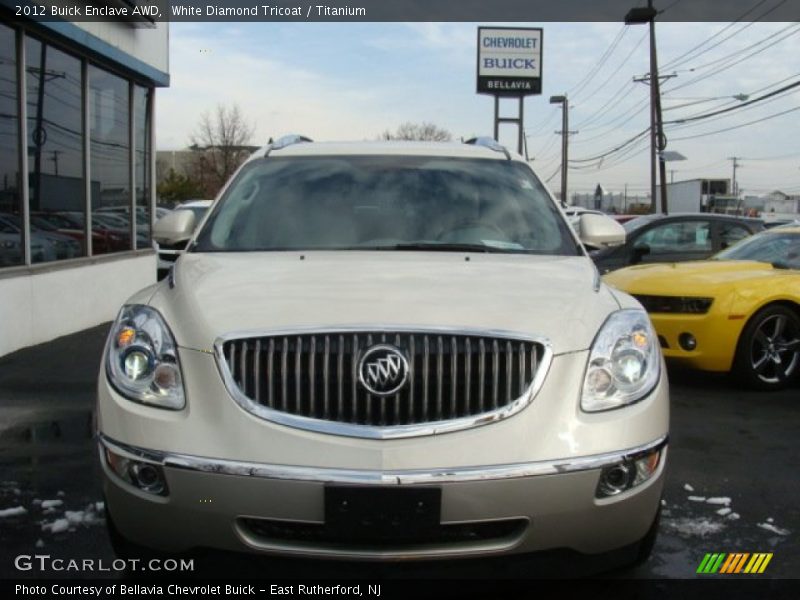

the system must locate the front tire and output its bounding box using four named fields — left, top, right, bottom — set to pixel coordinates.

left=734, top=305, right=800, bottom=391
